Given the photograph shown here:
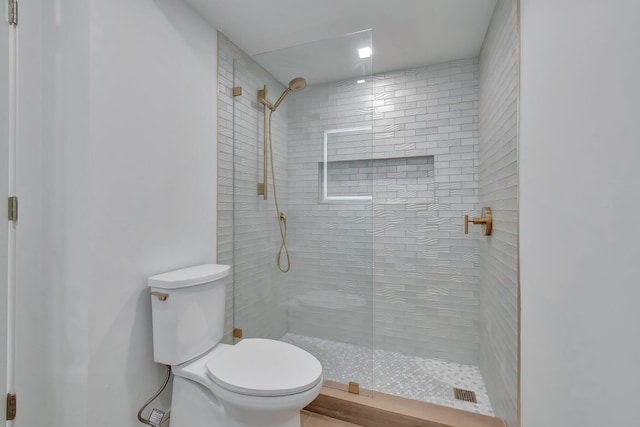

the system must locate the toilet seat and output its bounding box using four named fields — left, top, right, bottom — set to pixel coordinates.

left=206, top=339, right=323, bottom=397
